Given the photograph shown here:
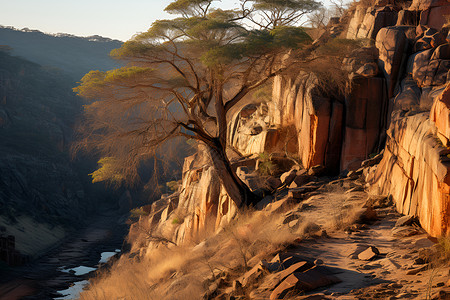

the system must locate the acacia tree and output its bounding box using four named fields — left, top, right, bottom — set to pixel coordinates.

left=74, top=0, right=322, bottom=208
